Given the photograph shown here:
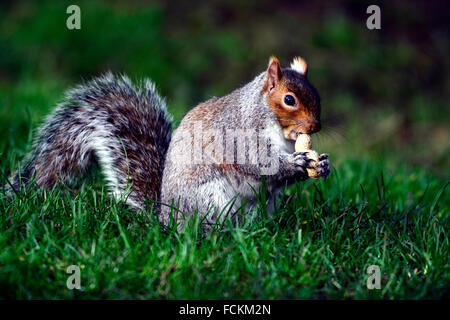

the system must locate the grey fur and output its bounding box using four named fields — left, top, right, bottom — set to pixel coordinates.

left=9, top=66, right=330, bottom=232
left=10, top=73, right=172, bottom=209
left=160, top=72, right=330, bottom=231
